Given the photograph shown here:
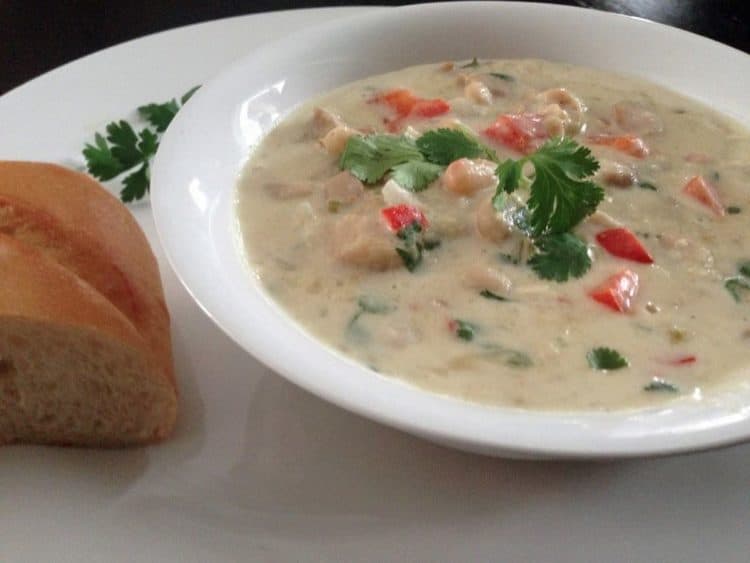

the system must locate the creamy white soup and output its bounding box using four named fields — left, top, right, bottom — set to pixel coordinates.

left=237, top=59, right=750, bottom=410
